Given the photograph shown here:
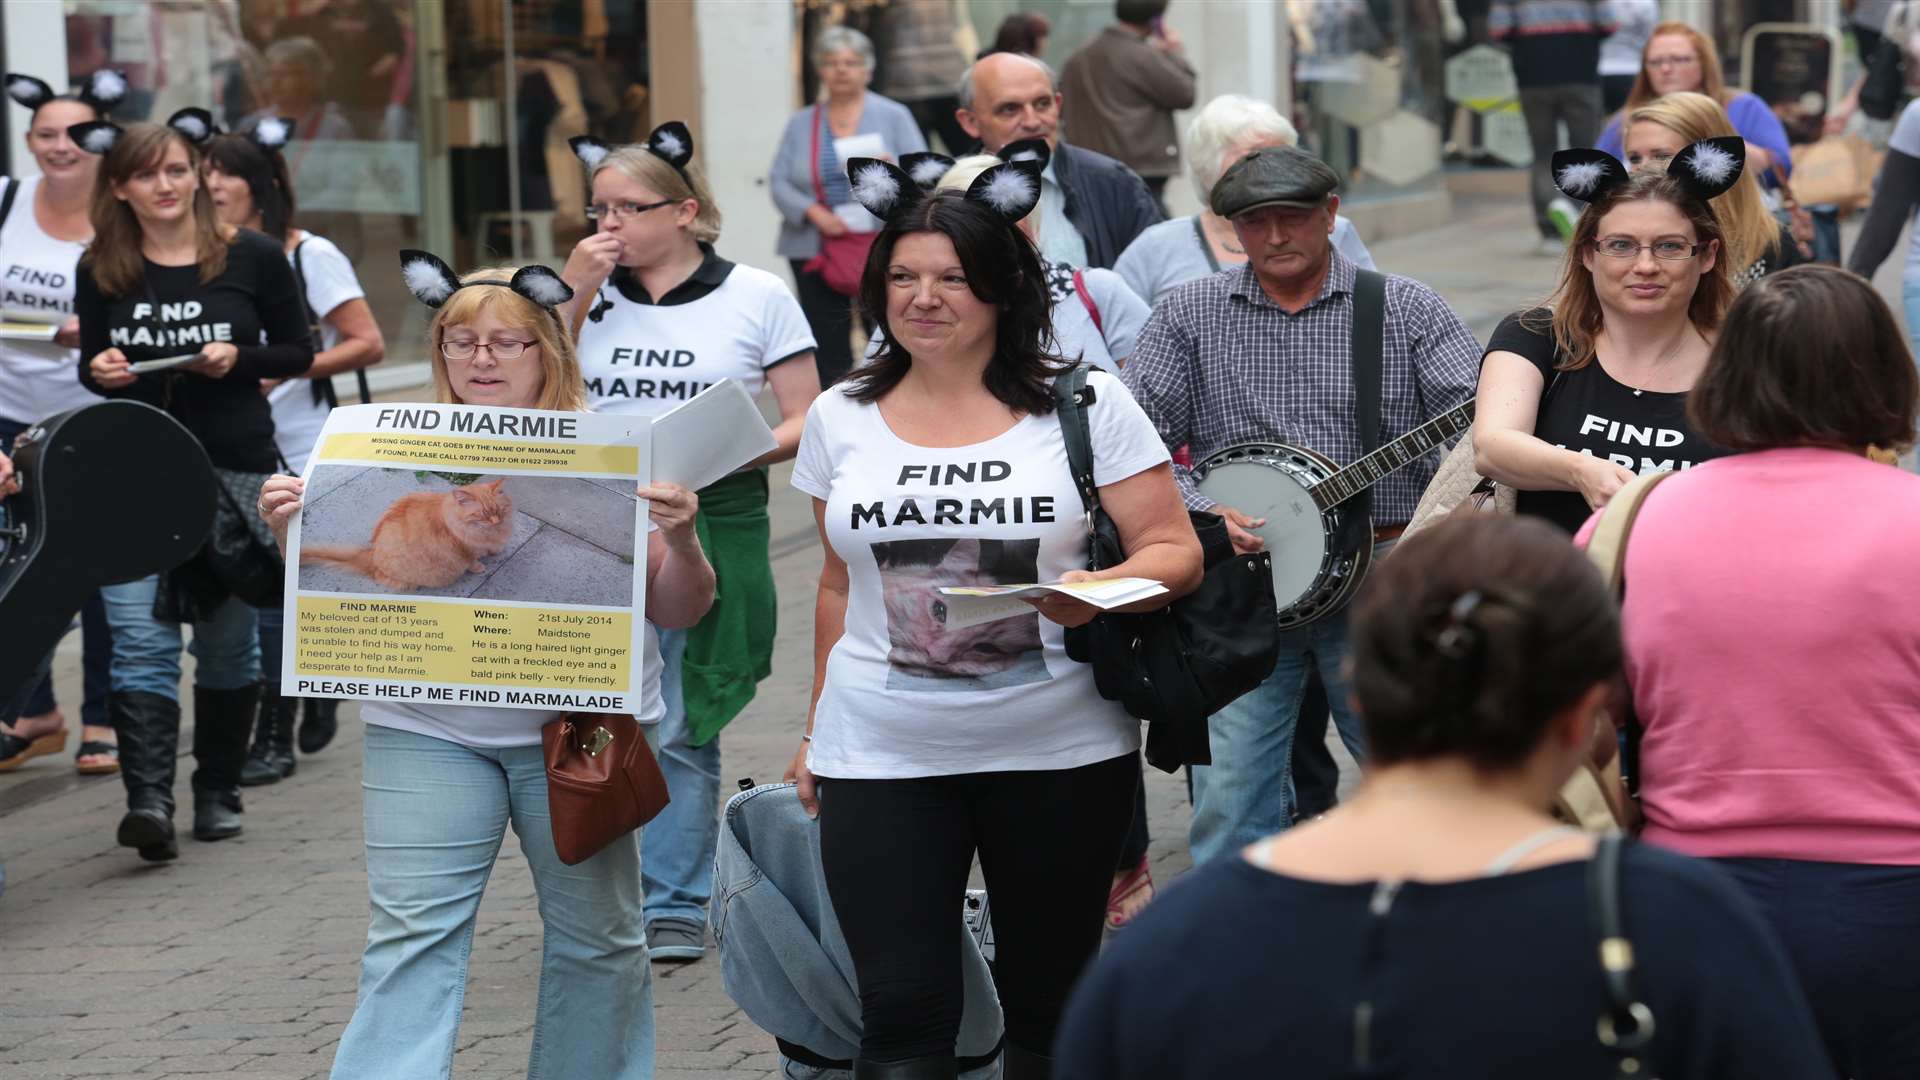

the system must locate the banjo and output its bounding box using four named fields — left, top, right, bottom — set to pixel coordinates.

left=1193, top=399, right=1476, bottom=629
